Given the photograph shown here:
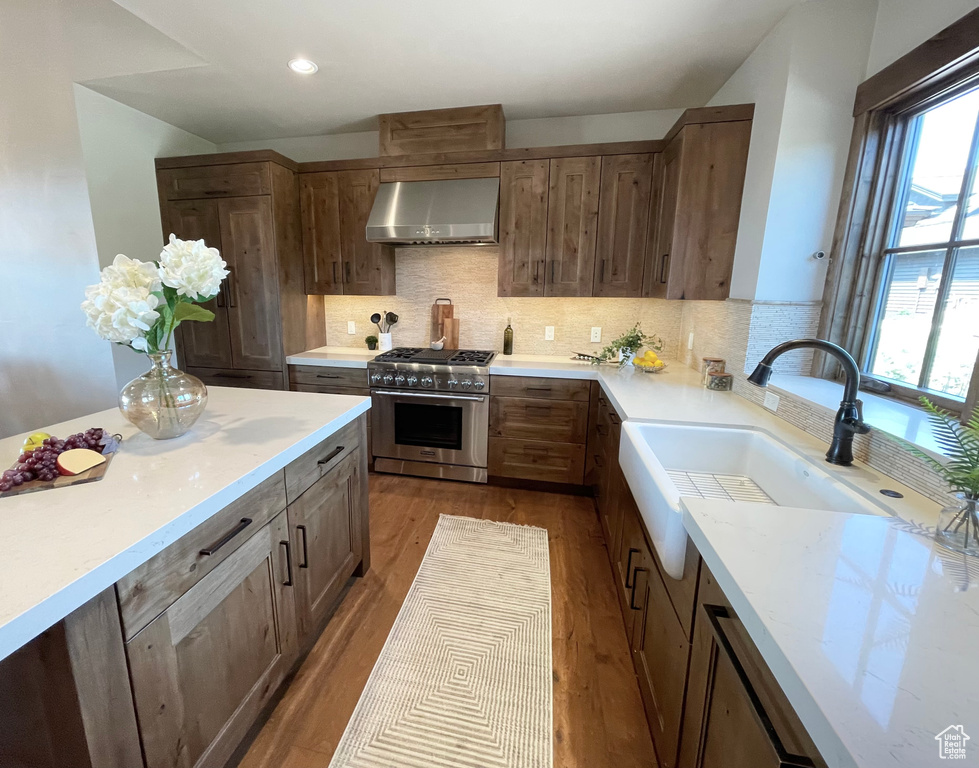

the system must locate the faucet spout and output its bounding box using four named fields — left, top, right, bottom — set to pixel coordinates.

left=747, top=338, right=869, bottom=466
